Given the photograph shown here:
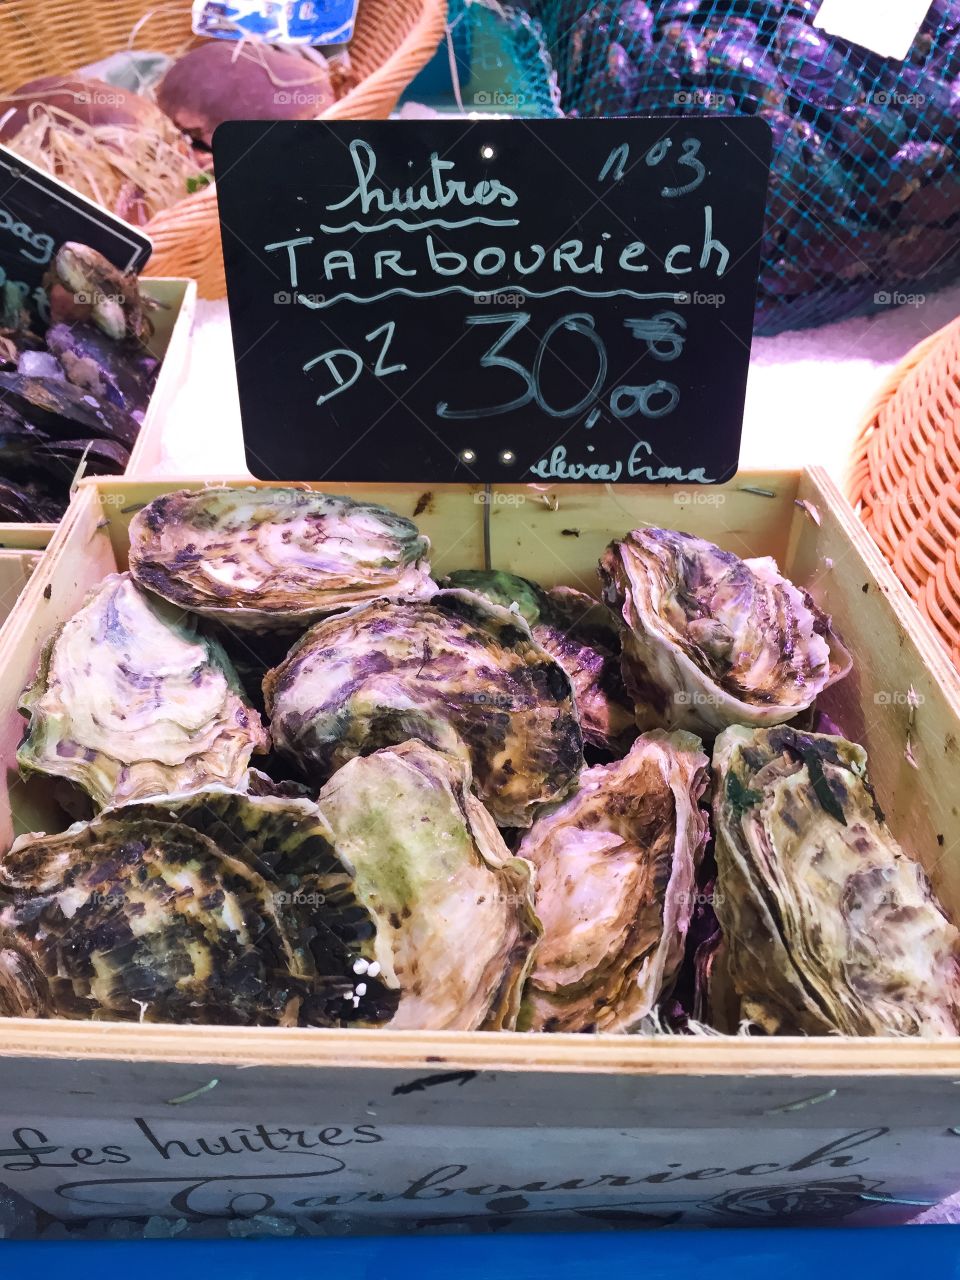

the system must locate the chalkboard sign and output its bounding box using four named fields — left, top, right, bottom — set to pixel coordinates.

left=0, top=145, right=152, bottom=316
left=214, top=119, right=771, bottom=485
